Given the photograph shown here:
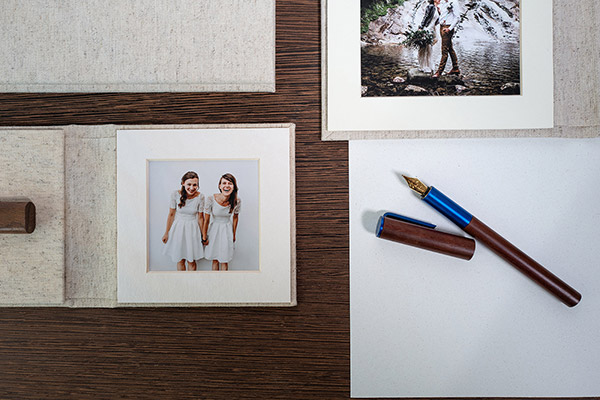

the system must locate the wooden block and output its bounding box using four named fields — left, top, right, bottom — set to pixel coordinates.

left=0, top=197, right=36, bottom=234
